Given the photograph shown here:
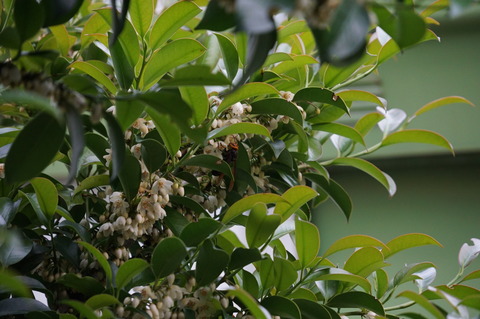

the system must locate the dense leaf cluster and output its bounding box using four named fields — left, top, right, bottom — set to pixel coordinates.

left=0, top=0, right=479, bottom=318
